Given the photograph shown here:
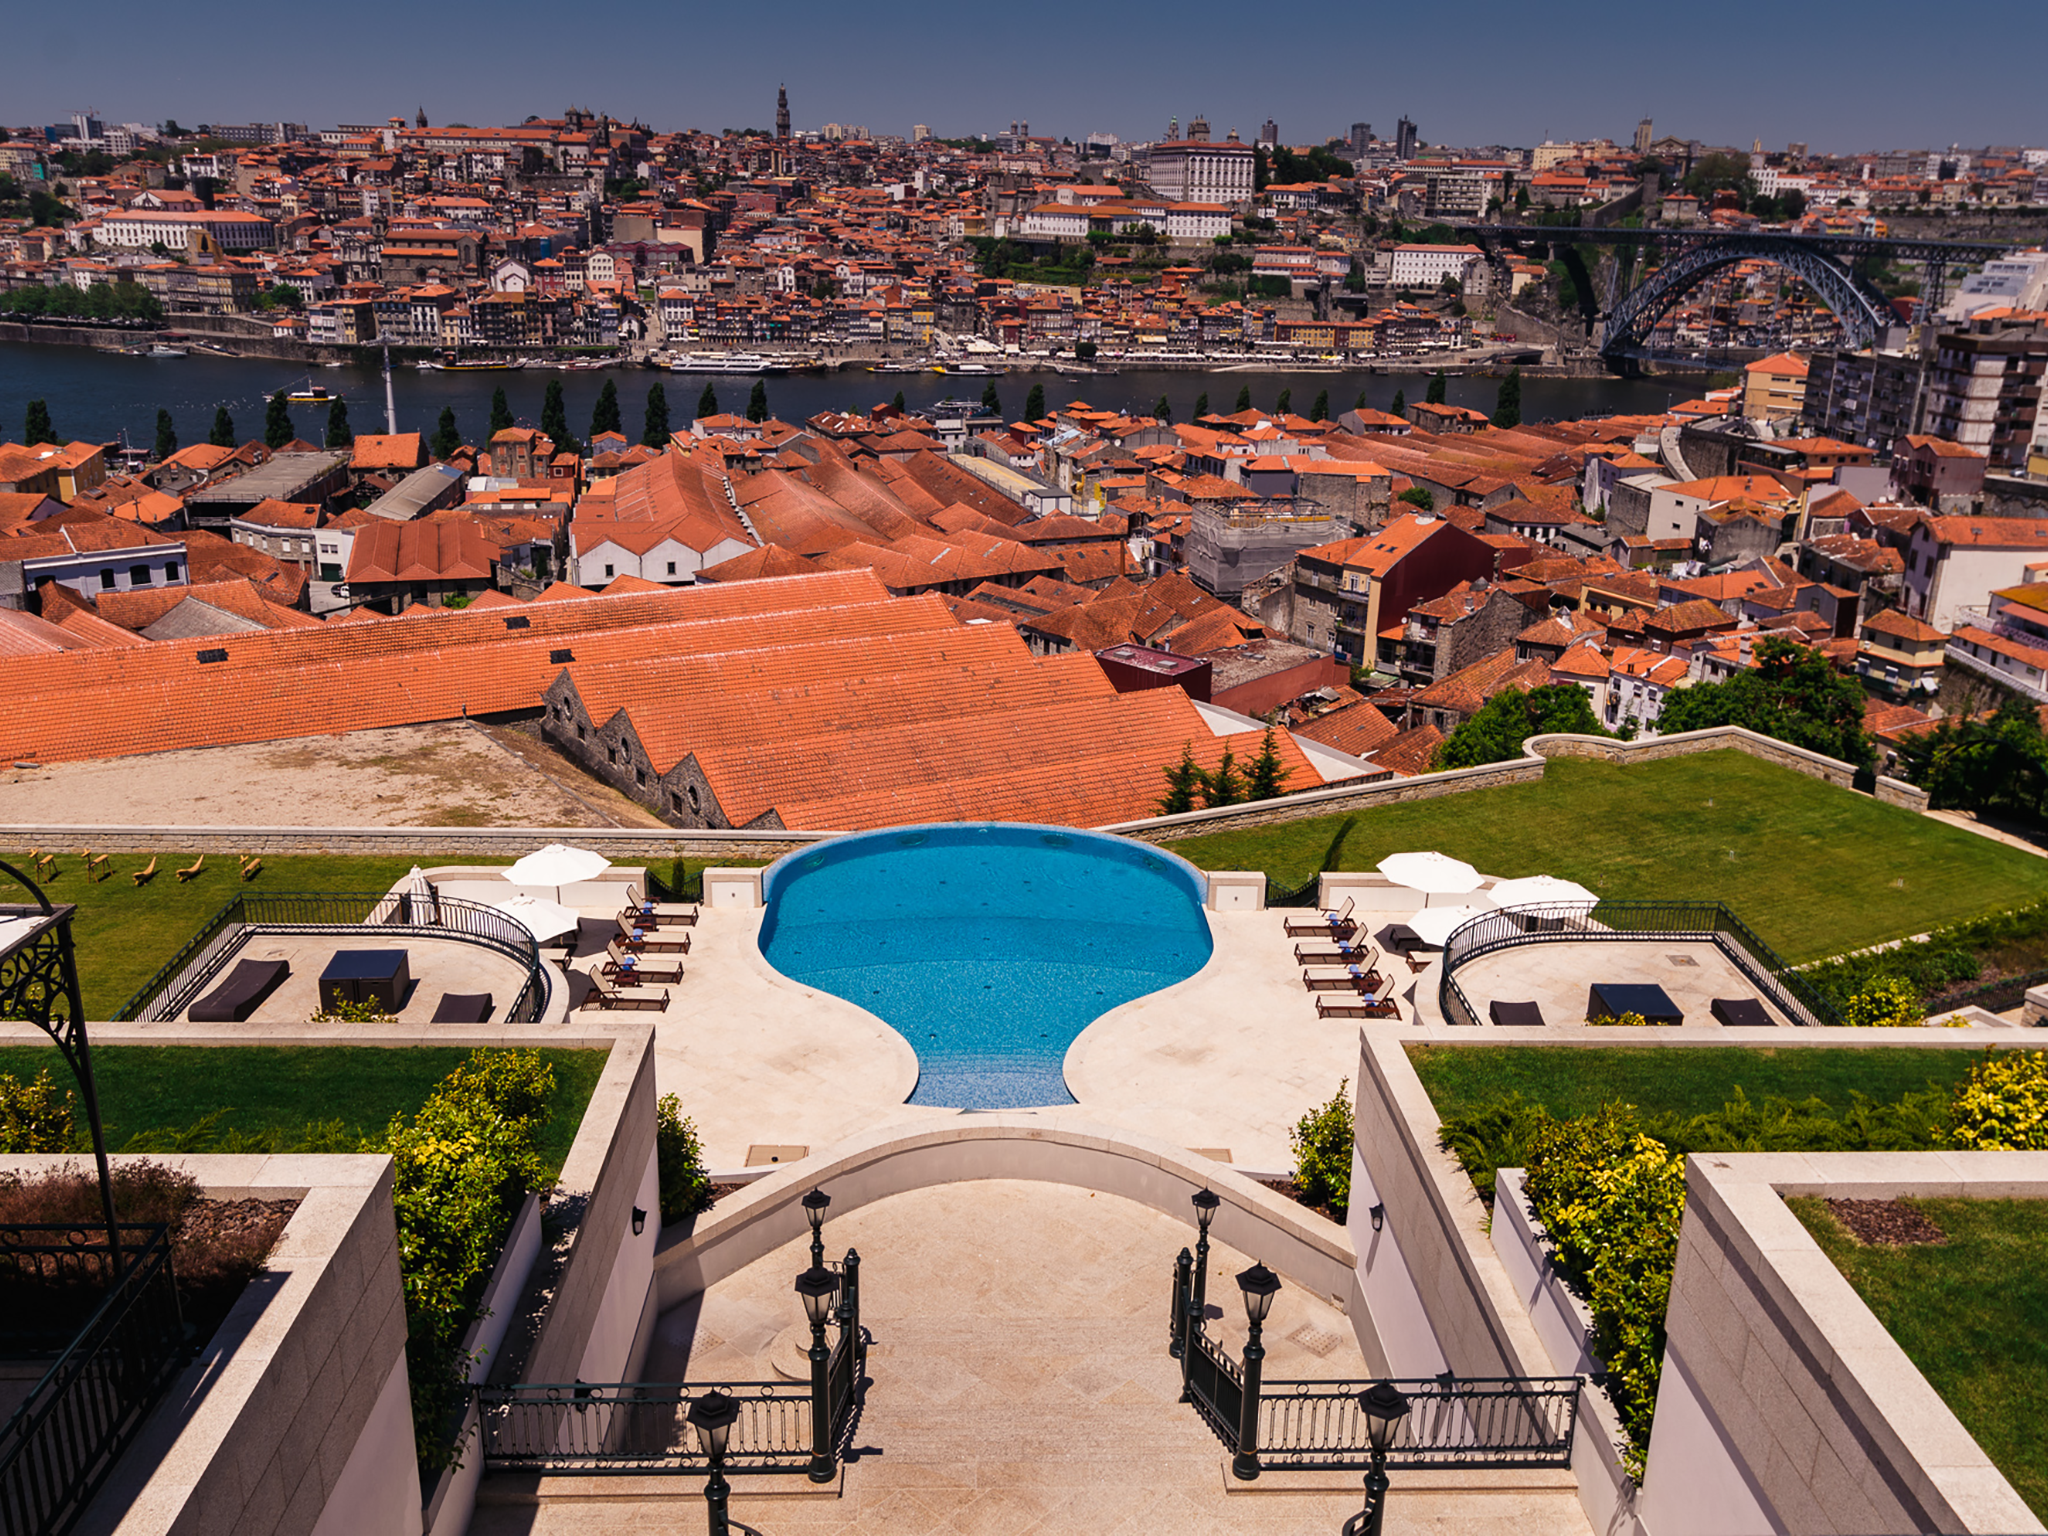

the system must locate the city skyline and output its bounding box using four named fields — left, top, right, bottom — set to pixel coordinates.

left=14, top=0, right=2047, bottom=153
